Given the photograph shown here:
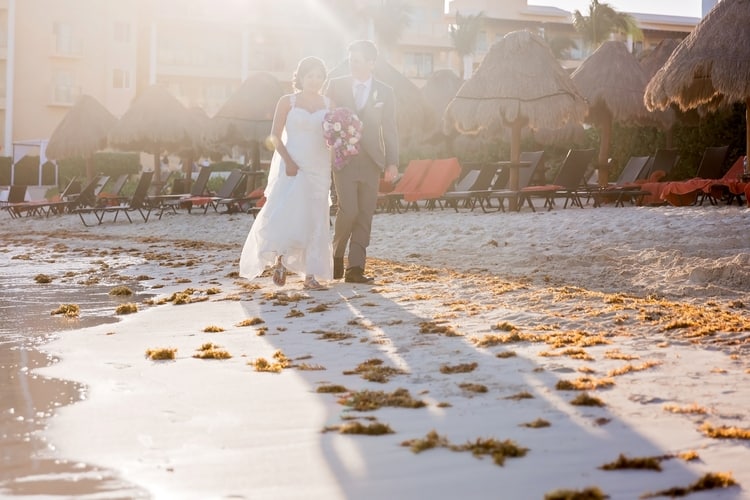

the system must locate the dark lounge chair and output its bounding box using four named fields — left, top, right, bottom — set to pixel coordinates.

left=437, top=162, right=502, bottom=212
left=592, top=155, right=652, bottom=207
left=517, top=149, right=595, bottom=211
left=74, top=171, right=154, bottom=226
left=480, top=151, right=546, bottom=212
